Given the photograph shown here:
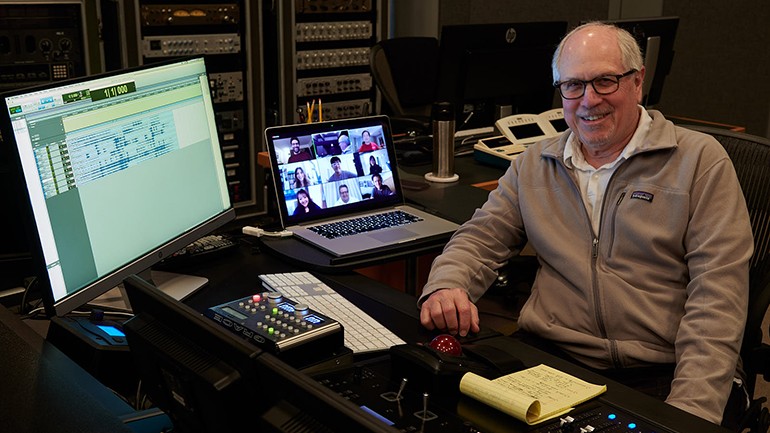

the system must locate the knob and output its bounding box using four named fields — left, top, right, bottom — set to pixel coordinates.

left=267, top=292, right=282, bottom=304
